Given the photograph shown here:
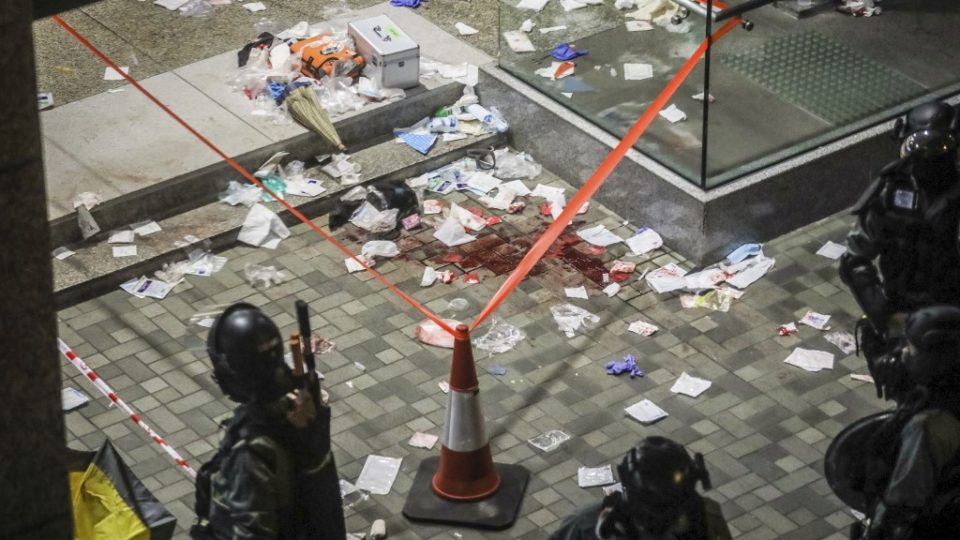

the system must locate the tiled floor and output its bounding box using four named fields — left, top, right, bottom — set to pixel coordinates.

left=57, top=163, right=882, bottom=539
